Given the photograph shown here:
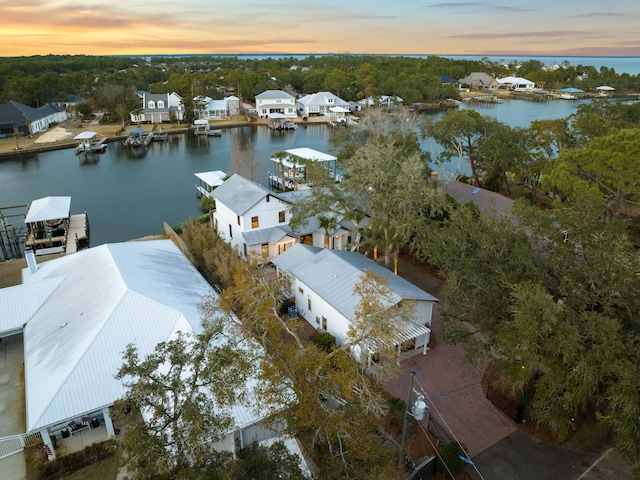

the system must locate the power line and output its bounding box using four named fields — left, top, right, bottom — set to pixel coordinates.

left=414, top=377, right=487, bottom=480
